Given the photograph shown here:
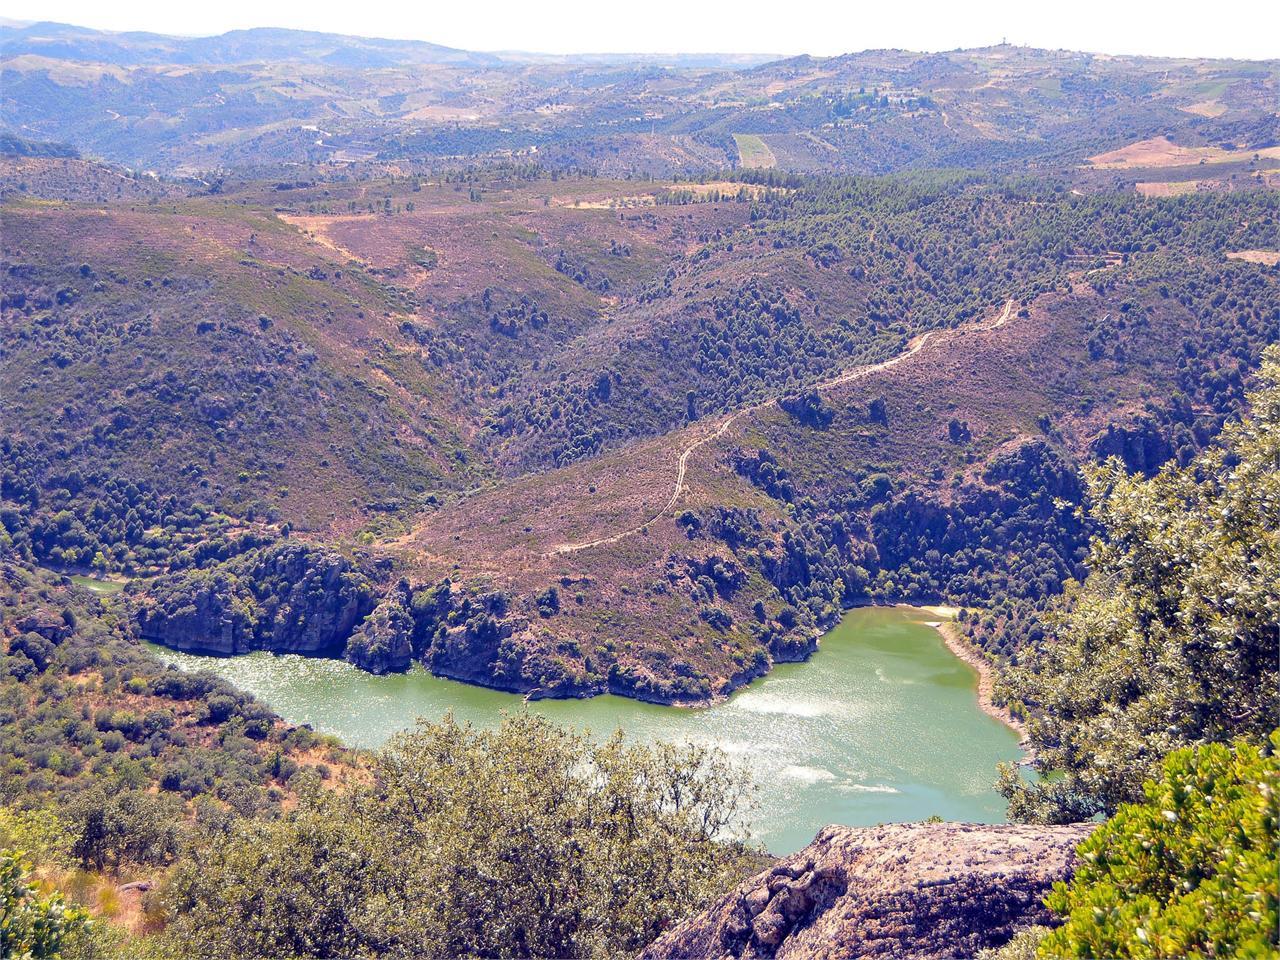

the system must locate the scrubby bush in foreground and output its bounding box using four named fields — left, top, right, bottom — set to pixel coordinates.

left=1041, top=735, right=1278, bottom=958
left=0, top=848, right=90, bottom=960
left=157, top=713, right=757, bottom=959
